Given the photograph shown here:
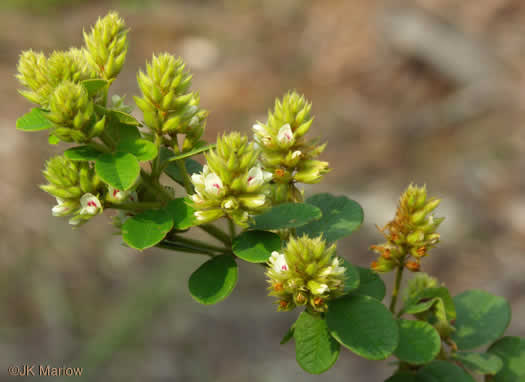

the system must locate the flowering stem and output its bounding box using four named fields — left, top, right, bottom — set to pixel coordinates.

left=389, top=264, right=405, bottom=314
left=199, top=224, right=231, bottom=246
